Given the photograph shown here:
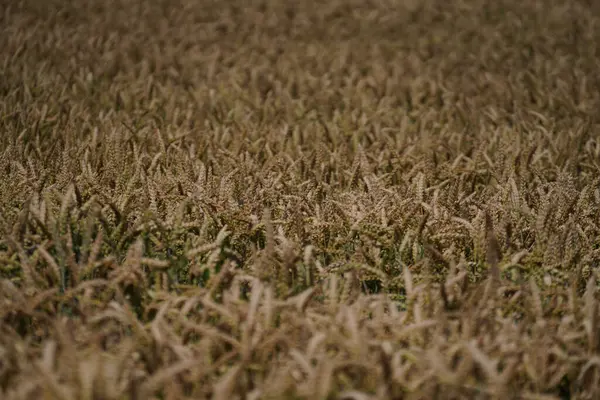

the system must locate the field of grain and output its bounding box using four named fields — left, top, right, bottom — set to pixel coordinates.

left=1, top=0, right=600, bottom=398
